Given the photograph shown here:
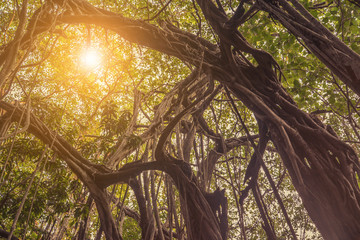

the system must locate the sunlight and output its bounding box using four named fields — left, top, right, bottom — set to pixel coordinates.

left=80, top=48, right=101, bottom=69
